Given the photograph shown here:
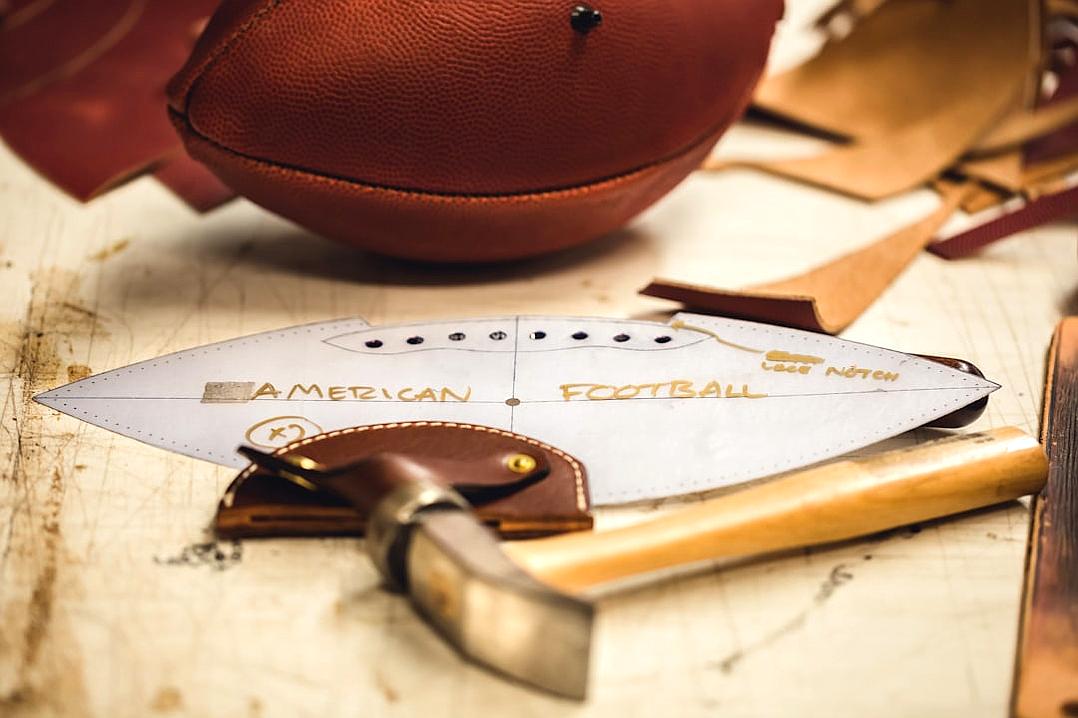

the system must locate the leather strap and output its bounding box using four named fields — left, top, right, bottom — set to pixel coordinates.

left=928, top=183, right=1078, bottom=260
